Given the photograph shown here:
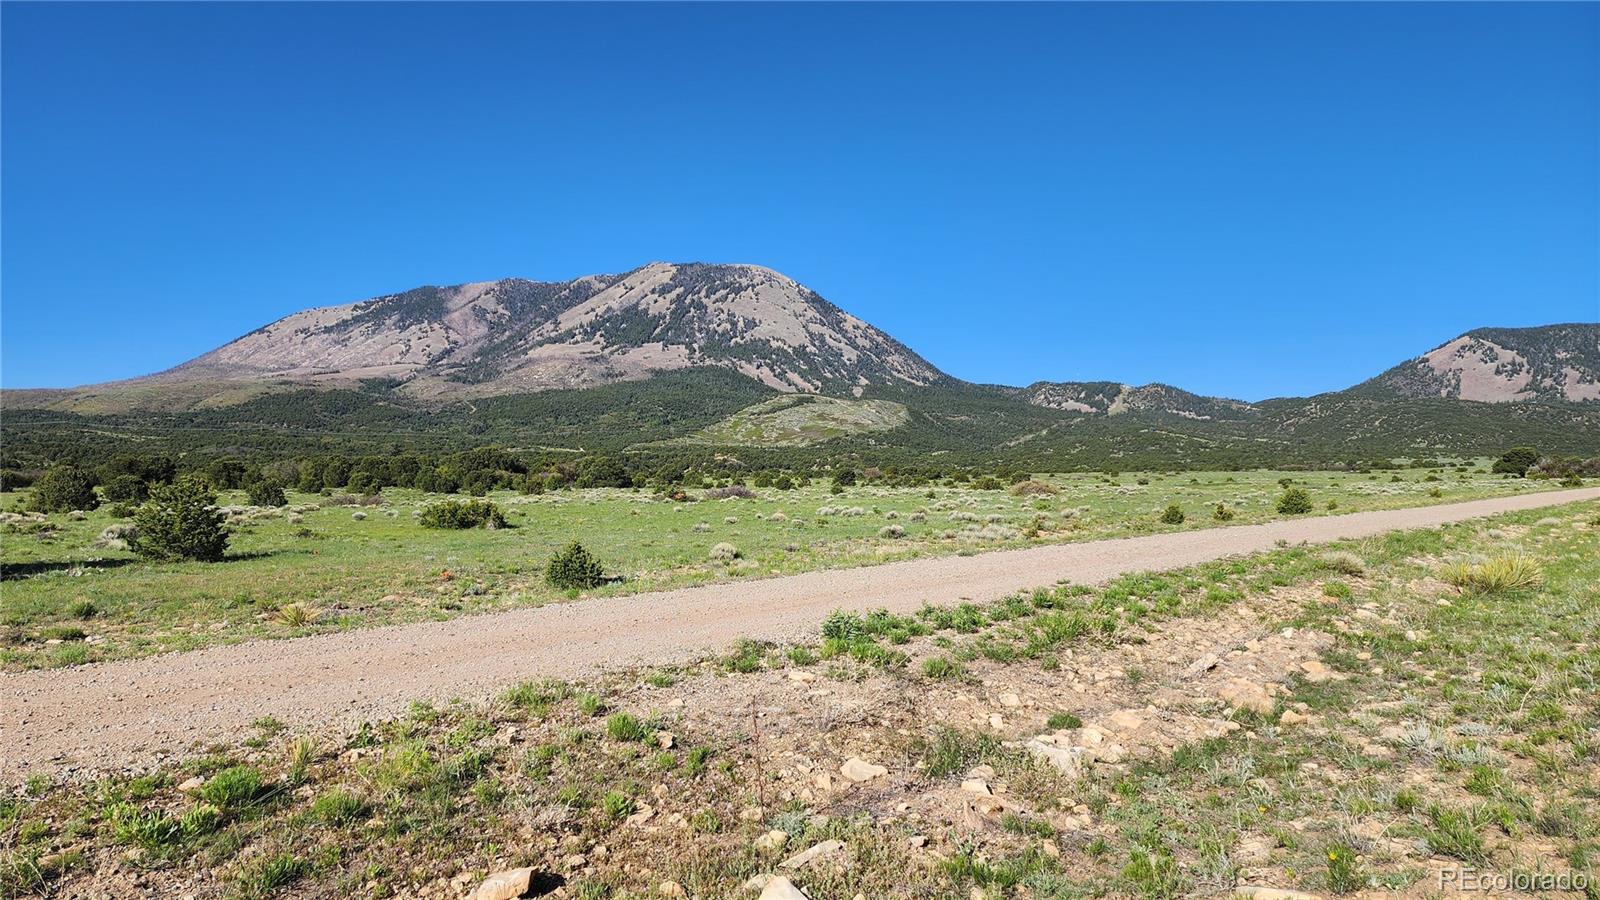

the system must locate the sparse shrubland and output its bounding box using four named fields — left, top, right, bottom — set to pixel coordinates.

left=7, top=500, right=1595, bottom=899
